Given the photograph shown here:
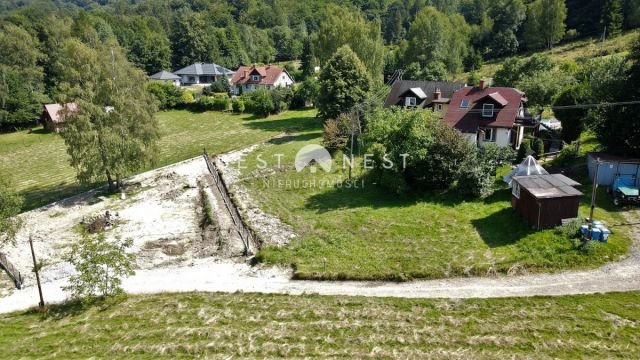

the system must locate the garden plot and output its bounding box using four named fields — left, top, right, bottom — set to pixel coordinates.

left=0, top=157, right=246, bottom=295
